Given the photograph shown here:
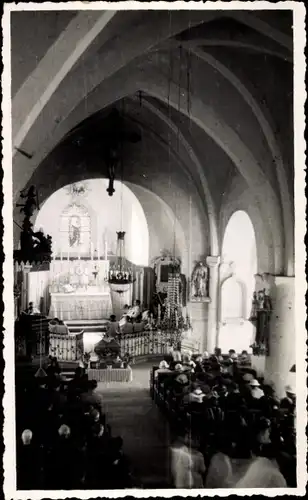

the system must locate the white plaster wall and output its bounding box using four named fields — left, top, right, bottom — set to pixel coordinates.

left=34, top=179, right=149, bottom=266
